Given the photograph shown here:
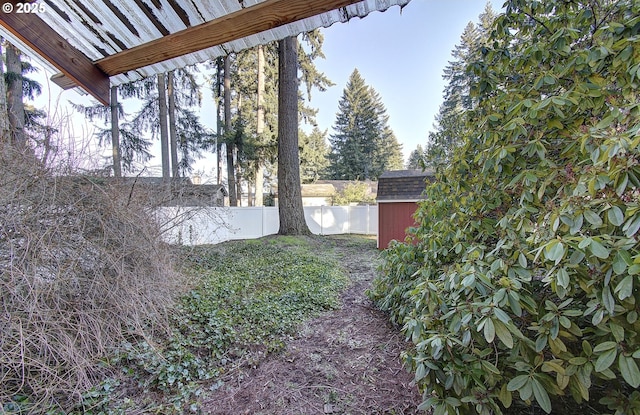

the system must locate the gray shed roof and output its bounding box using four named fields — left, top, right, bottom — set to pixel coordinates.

left=376, top=169, right=434, bottom=202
